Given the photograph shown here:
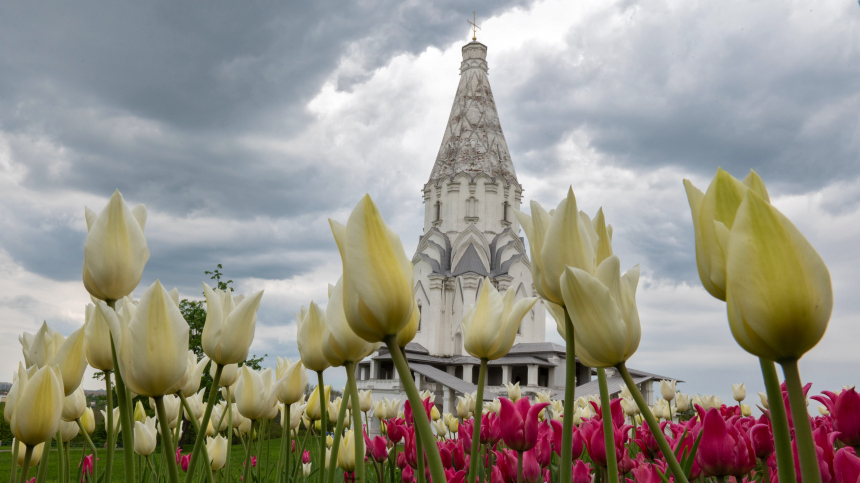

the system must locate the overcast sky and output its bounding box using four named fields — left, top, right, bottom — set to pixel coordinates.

left=1, top=0, right=858, bottom=411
